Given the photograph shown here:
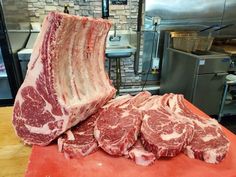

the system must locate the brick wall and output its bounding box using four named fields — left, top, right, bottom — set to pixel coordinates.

left=3, top=0, right=30, bottom=29
left=27, top=0, right=143, bottom=89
